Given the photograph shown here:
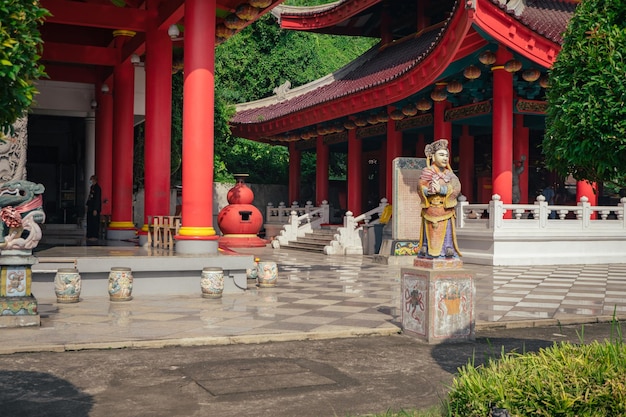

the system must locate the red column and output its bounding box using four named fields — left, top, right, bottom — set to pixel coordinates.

left=108, top=30, right=136, bottom=235
left=95, top=84, right=113, bottom=216
left=347, top=129, right=362, bottom=214
left=177, top=0, right=218, bottom=251
left=459, top=125, right=475, bottom=202
left=492, top=46, right=514, bottom=205
left=385, top=118, right=402, bottom=203
left=434, top=101, right=451, bottom=140
left=416, top=133, right=426, bottom=158
left=513, top=114, right=529, bottom=203
left=142, top=27, right=172, bottom=236
left=288, top=142, right=301, bottom=204
left=315, top=135, right=329, bottom=205
left=576, top=180, right=598, bottom=219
